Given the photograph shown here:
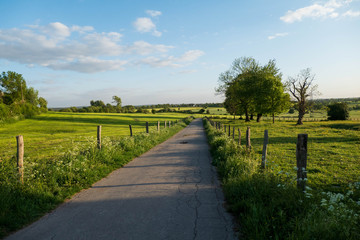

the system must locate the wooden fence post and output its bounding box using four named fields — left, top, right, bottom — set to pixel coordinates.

left=165, top=121, right=167, bottom=128
left=129, top=124, right=133, bottom=136
left=97, top=126, right=102, bottom=149
left=16, top=135, right=24, bottom=183
left=146, top=122, right=149, bottom=133
left=224, top=125, right=227, bottom=133
left=157, top=121, right=160, bottom=131
left=238, top=128, right=241, bottom=145
left=169, top=121, right=171, bottom=127
left=246, top=127, right=251, bottom=150
left=232, top=127, right=235, bottom=140
left=261, top=130, right=269, bottom=169
left=296, top=134, right=308, bottom=191
left=228, top=125, right=231, bottom=137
